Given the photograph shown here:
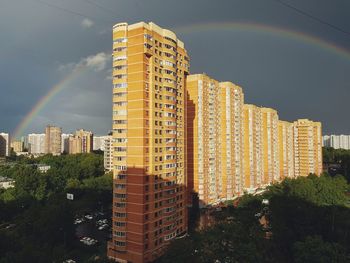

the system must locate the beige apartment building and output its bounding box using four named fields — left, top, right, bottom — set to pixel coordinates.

left=278, top=121, right=295, bottom=179
left=186, top=74, right=221, bottom=205
left=219, top=82, right=244, bottom=199
left=11, top=140, right=23, bottom=153
left=108, top=22, right=189, bottom=263
left=261, top=107, right=280, bottom=185
left=68, top=129, right=93, bottom=154
left=243, top=104, right=263, bottom=191
left=186, top=74, right=244, bottom=205
left=293, top=119, right=323, bottom=177
left=45, top=125, right=62, bottom=155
